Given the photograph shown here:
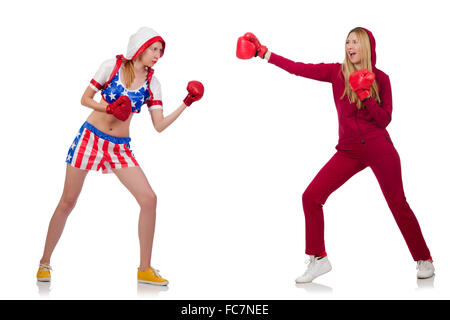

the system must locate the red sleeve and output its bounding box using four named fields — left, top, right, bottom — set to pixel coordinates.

left=363, top=73, right=392, bottom=128
left=268, top=52, right=339, bottom=83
